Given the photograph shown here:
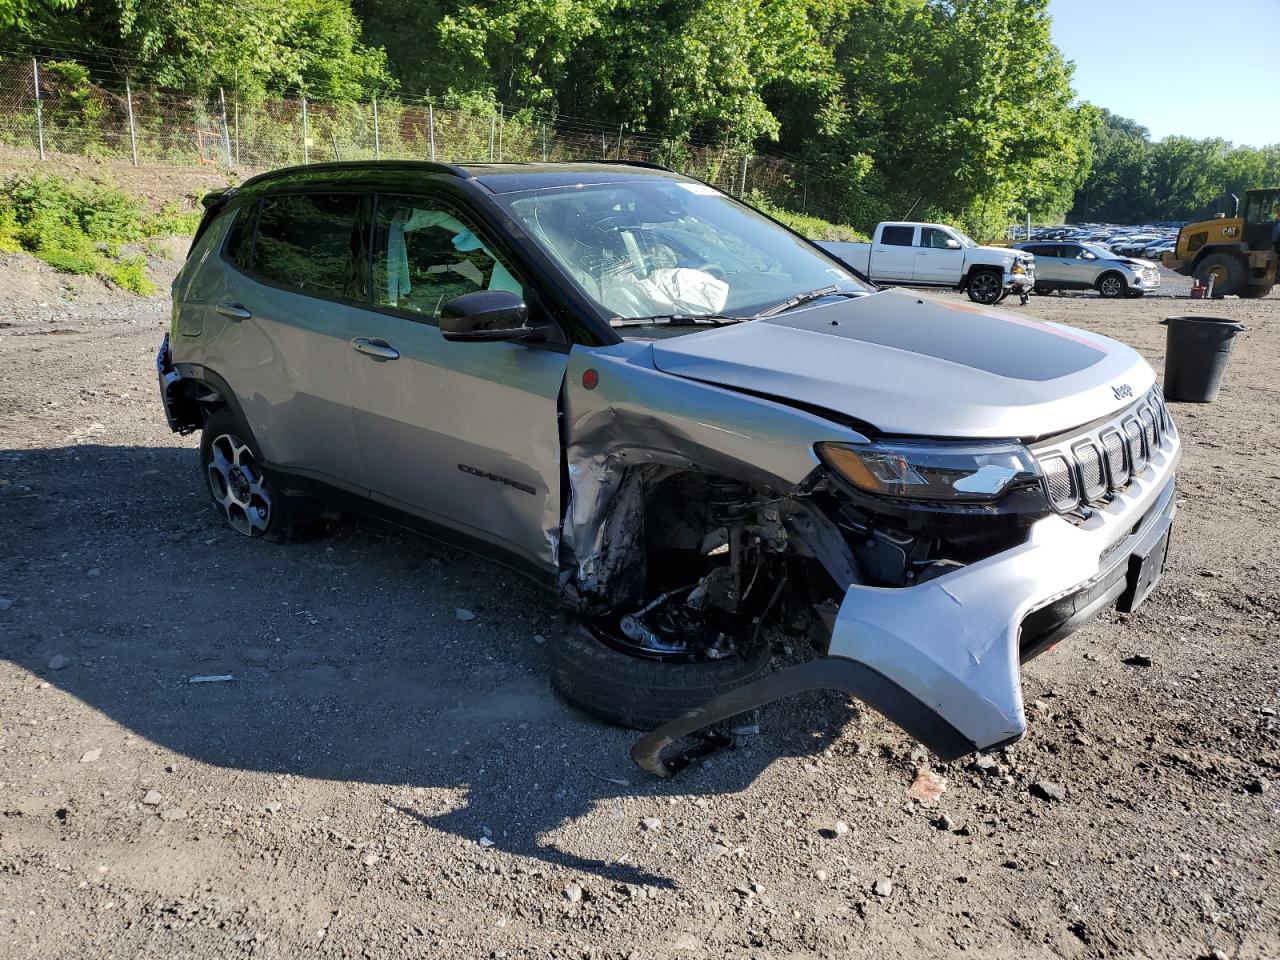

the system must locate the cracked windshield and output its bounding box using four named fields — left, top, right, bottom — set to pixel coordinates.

left=500, top=180, right=869, bottom=330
